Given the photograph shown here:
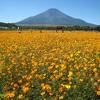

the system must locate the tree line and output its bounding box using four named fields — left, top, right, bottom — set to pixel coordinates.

left=0, top=22, right=17, bottom=30
left=0, top=22, right=100, bottom=31
left=17, top=25, right=100, bottom=32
